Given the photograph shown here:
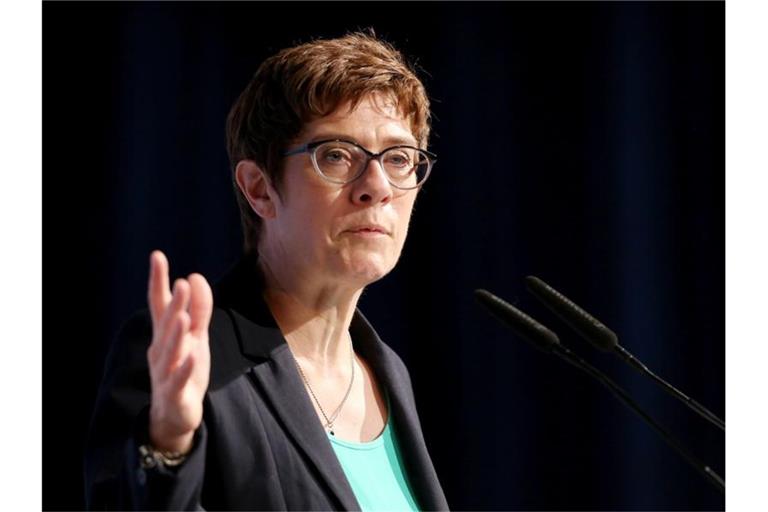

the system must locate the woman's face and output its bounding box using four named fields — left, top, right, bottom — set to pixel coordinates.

left=261, top=93, right=420, bottom=290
